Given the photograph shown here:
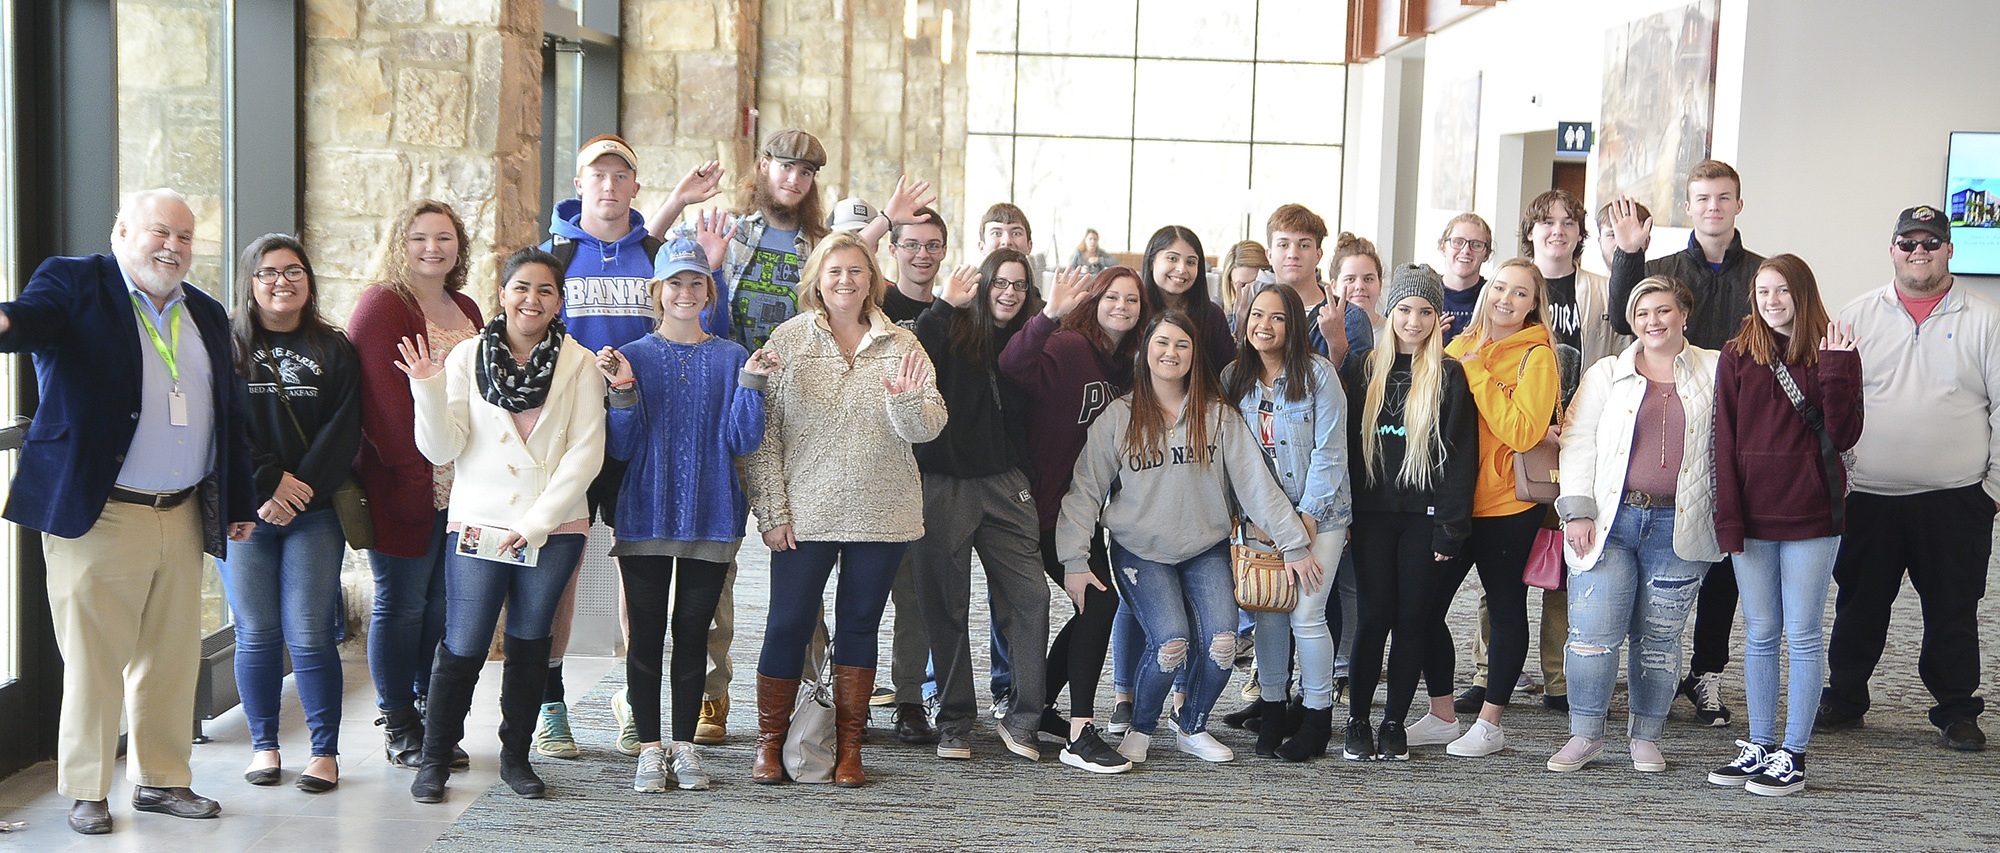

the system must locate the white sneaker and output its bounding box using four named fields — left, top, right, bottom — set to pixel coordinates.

left=1116, top=730, right=1151, bottom=764
left=1174, top=730, right=1236, bottom=763
left=1446, top=719, right=1507, bottom=757
left=633, top=745, right=668, bottom=793
left=669, top=741, right=711, bottom=790
left=1405, top=713, right=1461, bottom=747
